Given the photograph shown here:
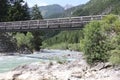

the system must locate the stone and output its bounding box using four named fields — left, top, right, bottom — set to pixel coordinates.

left=71, top=71, right=83, bottom=78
